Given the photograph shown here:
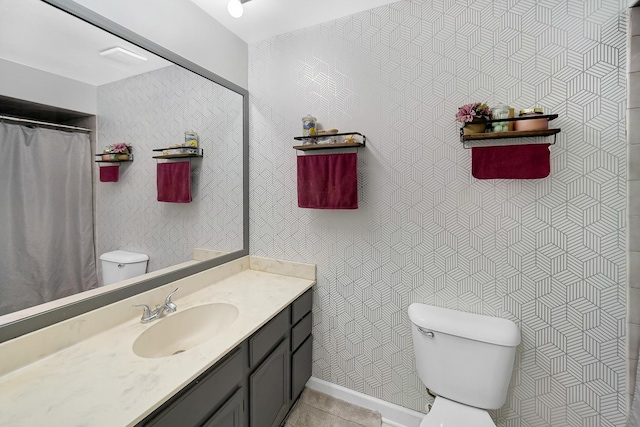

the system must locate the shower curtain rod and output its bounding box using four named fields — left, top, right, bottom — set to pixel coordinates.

left=0, top=115, right=92, bottom=132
